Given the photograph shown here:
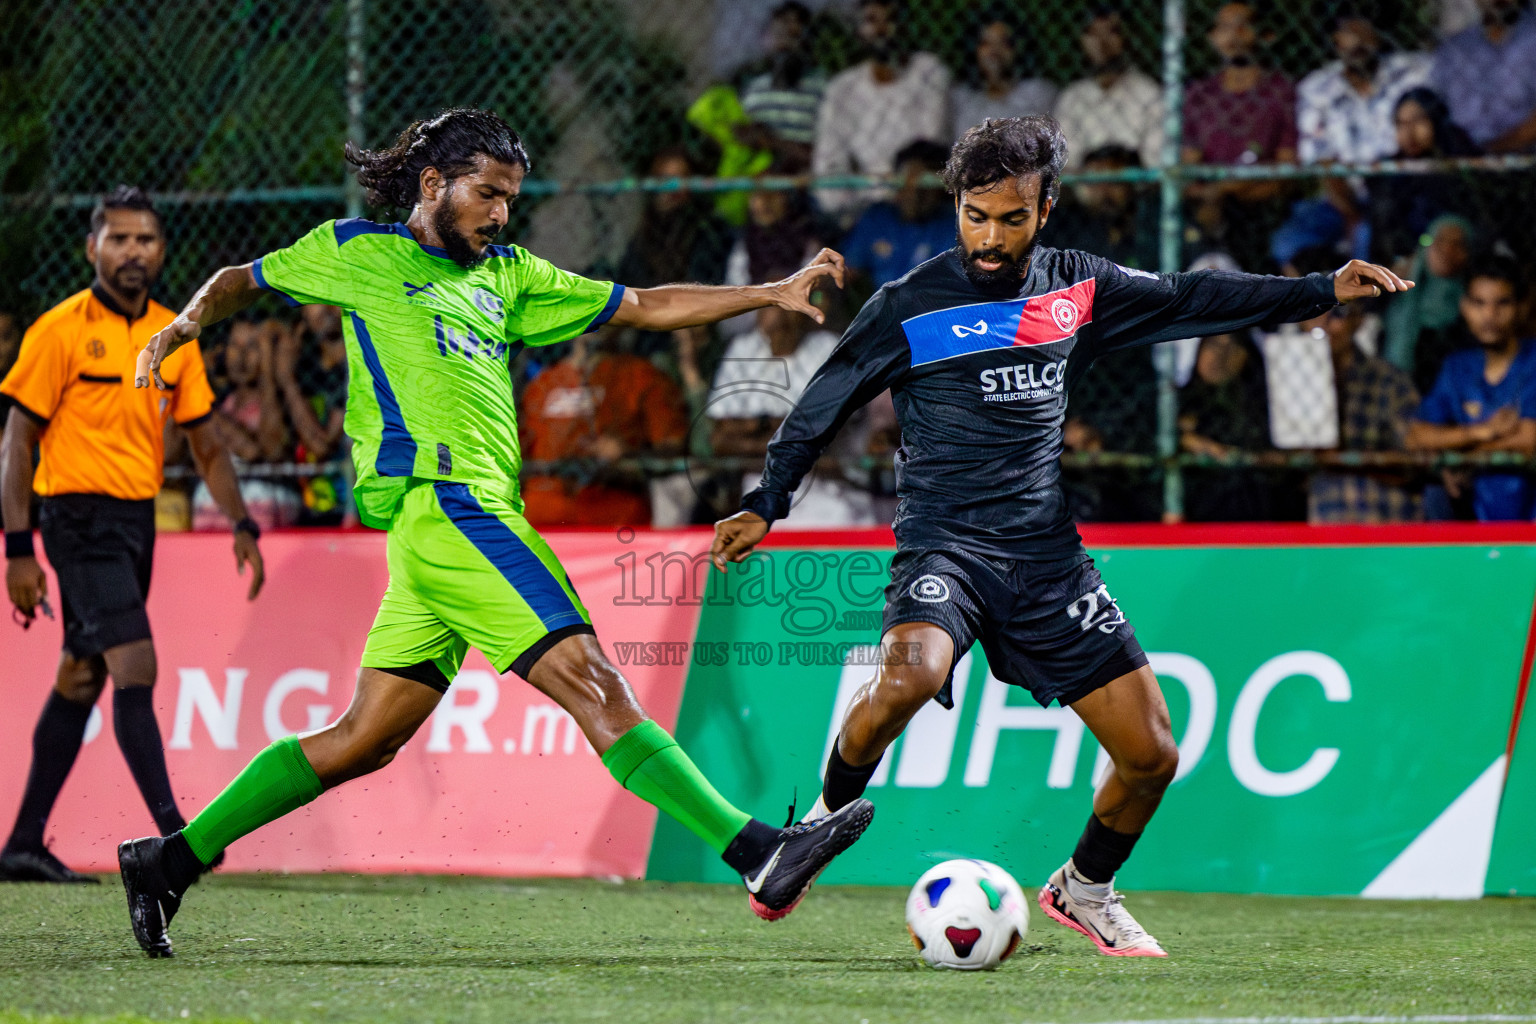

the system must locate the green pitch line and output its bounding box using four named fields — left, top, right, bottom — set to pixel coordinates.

left=0, top=876, right=1532, bottom=1024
